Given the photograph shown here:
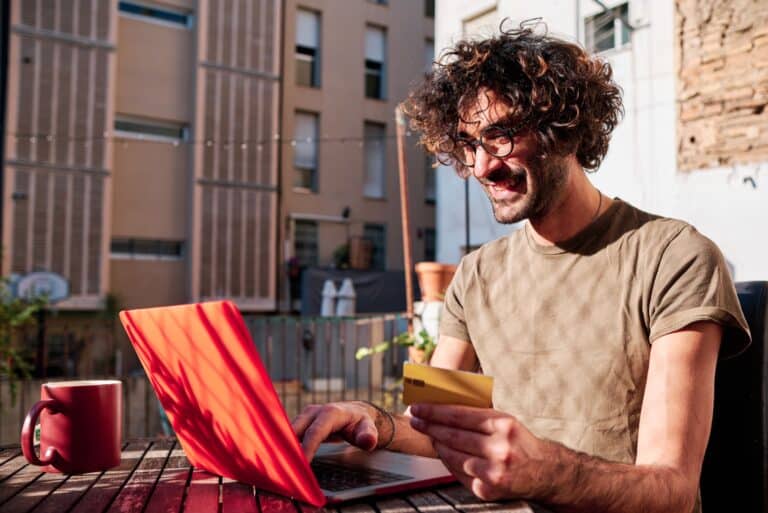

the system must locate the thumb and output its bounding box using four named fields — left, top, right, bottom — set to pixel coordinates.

left=352, top=417, right=378, bottom=451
